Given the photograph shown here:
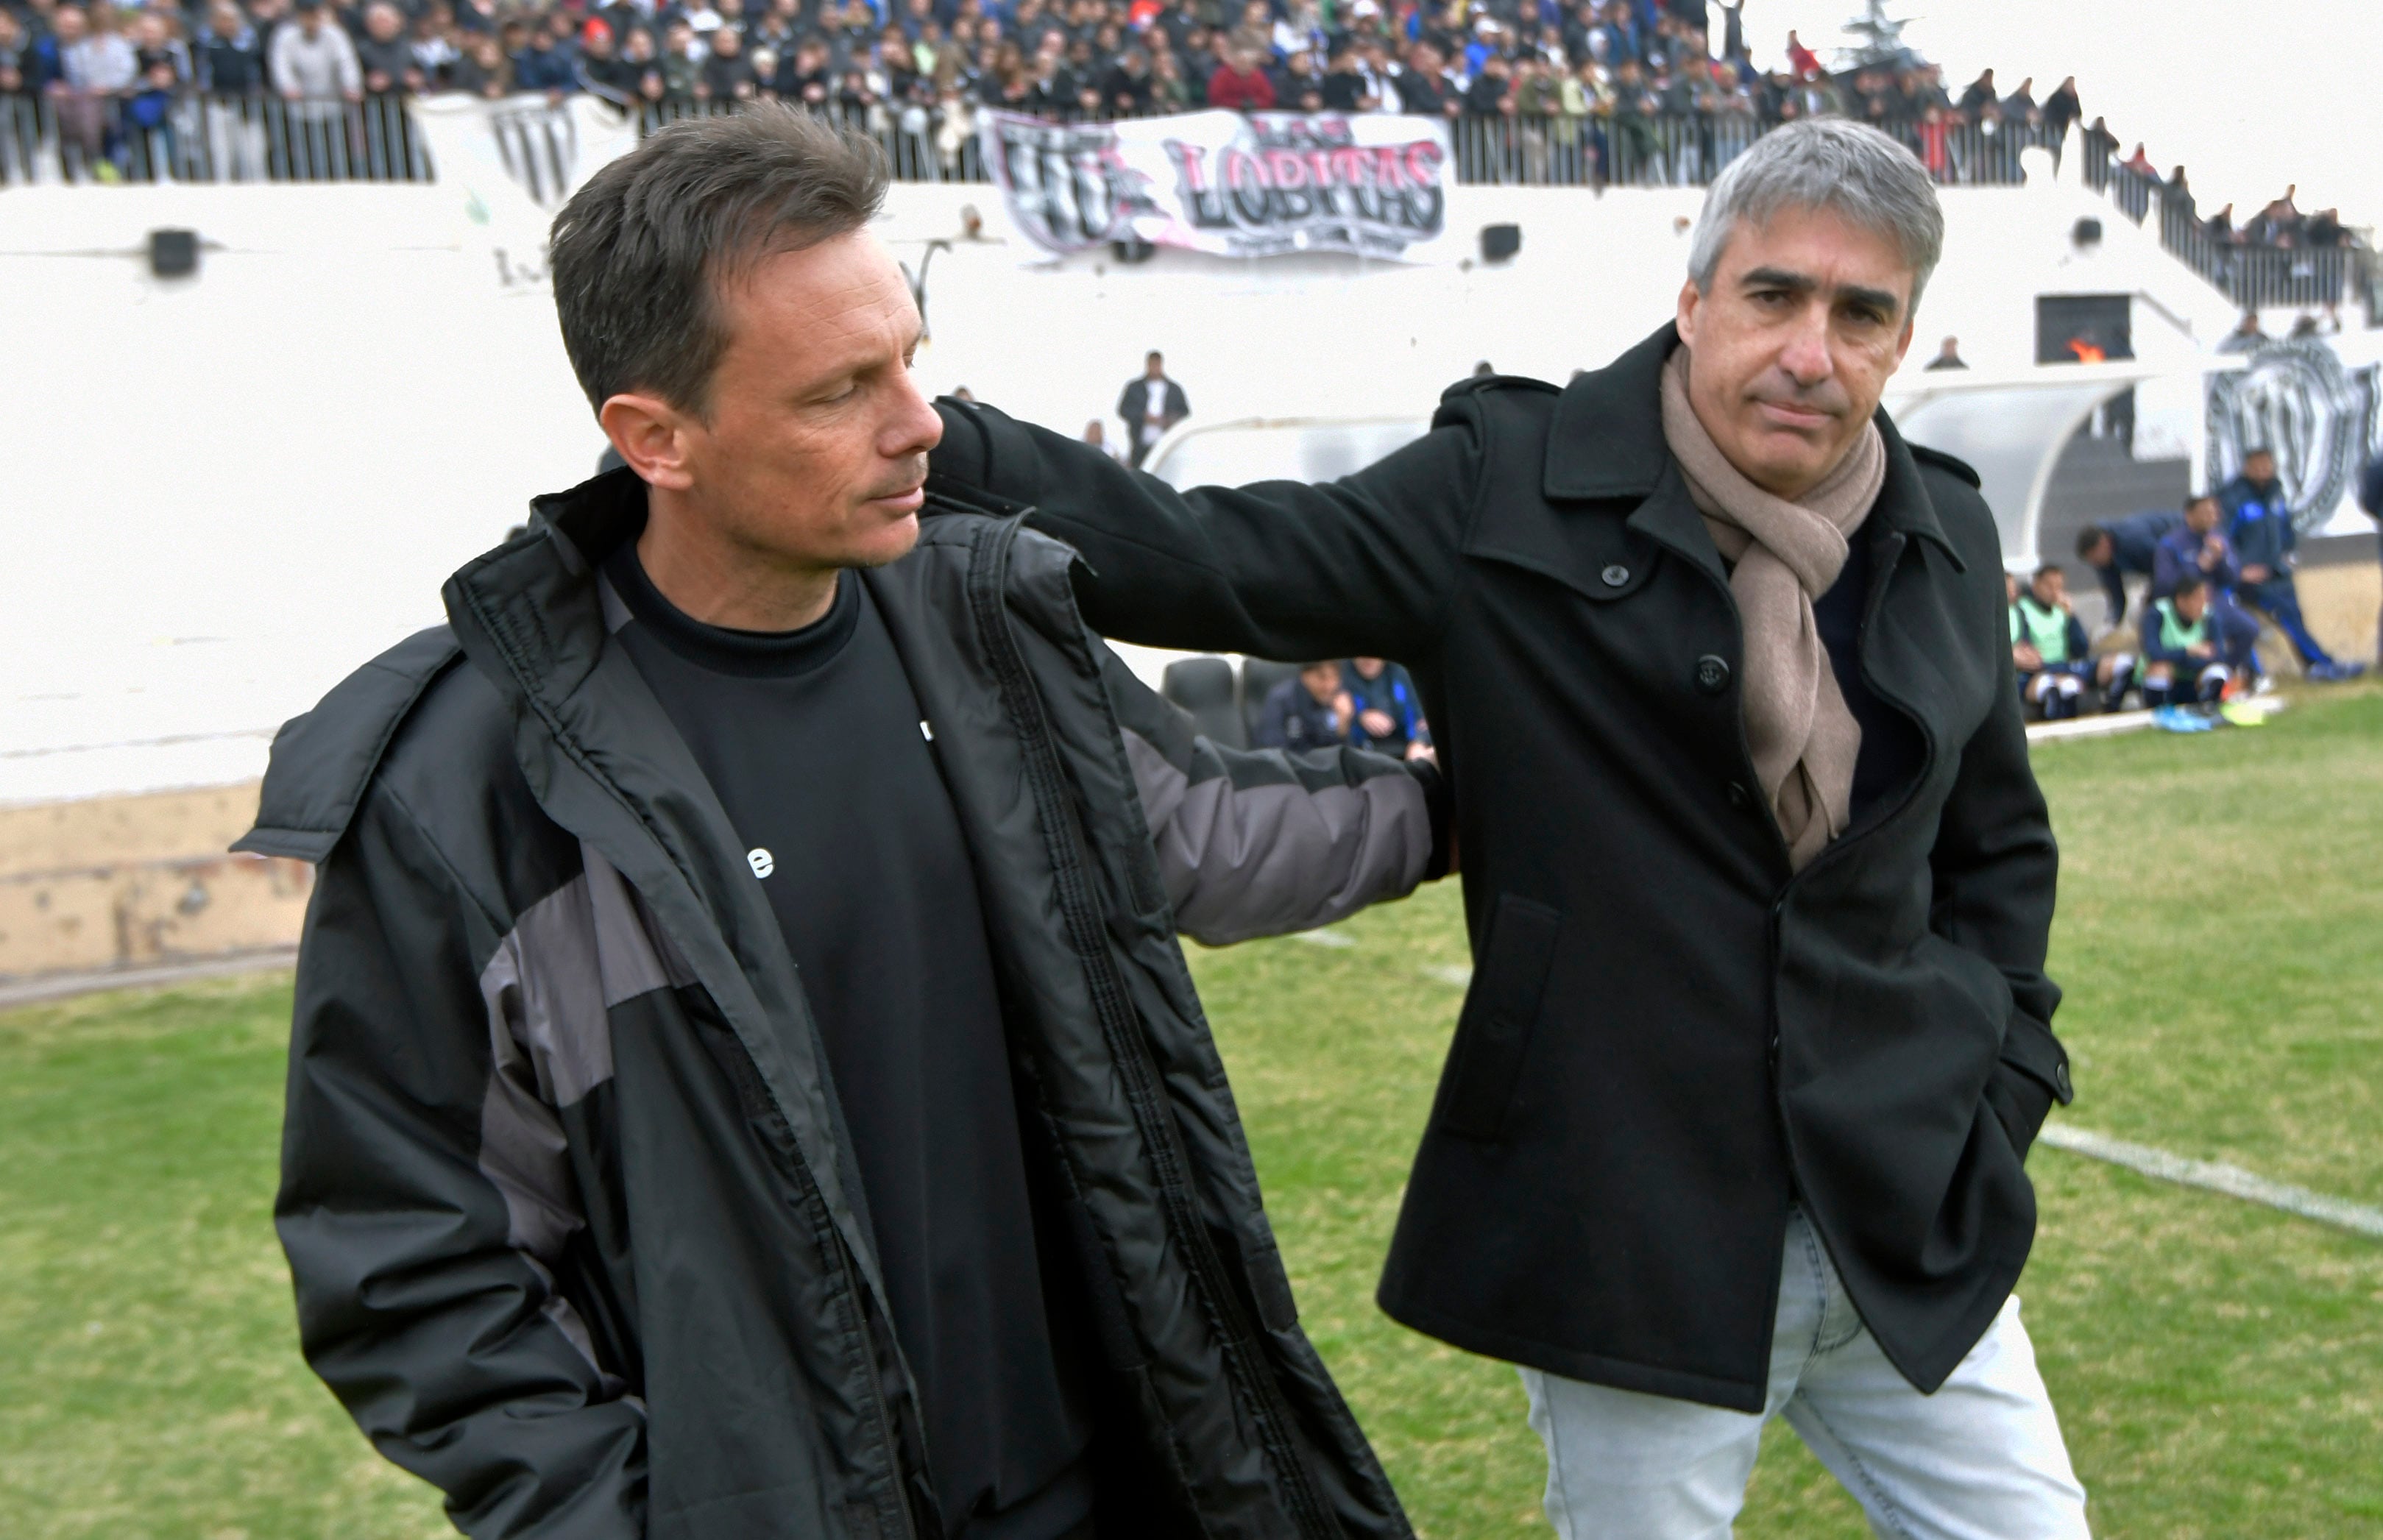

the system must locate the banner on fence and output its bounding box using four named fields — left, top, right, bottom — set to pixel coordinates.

left=979, top=109, right=1453, bottom=261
